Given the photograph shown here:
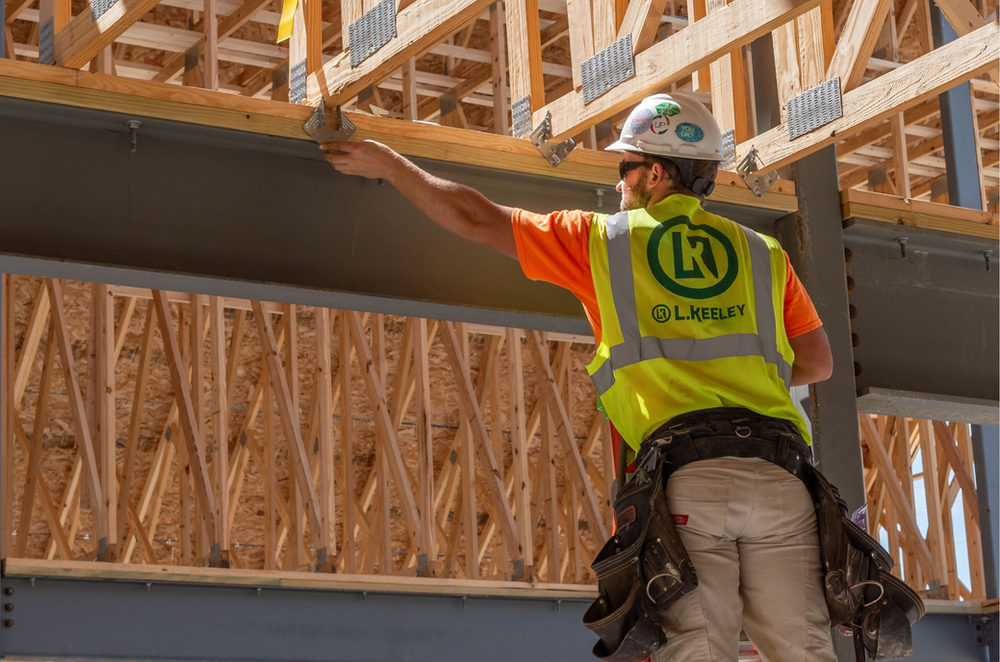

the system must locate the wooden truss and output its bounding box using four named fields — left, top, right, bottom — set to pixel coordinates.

left=2, top=0, right=997, bottom=209
left=3, top=276, right=614, bottom=583
left=859, top=413, right=989, bottom=602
